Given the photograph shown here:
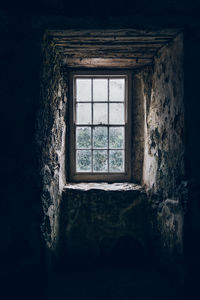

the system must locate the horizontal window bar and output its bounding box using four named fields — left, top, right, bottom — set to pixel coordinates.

left=75, top=124, right=126, bottom=127
left=76, top=123, right=125, bottom=127
left=74, top=76, right=127, bottom=79
left=75, top=172, right=126, bottom=174
left=75, top=101, right=125, bottom=103
left=75, top=148, right=125, bottom=151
